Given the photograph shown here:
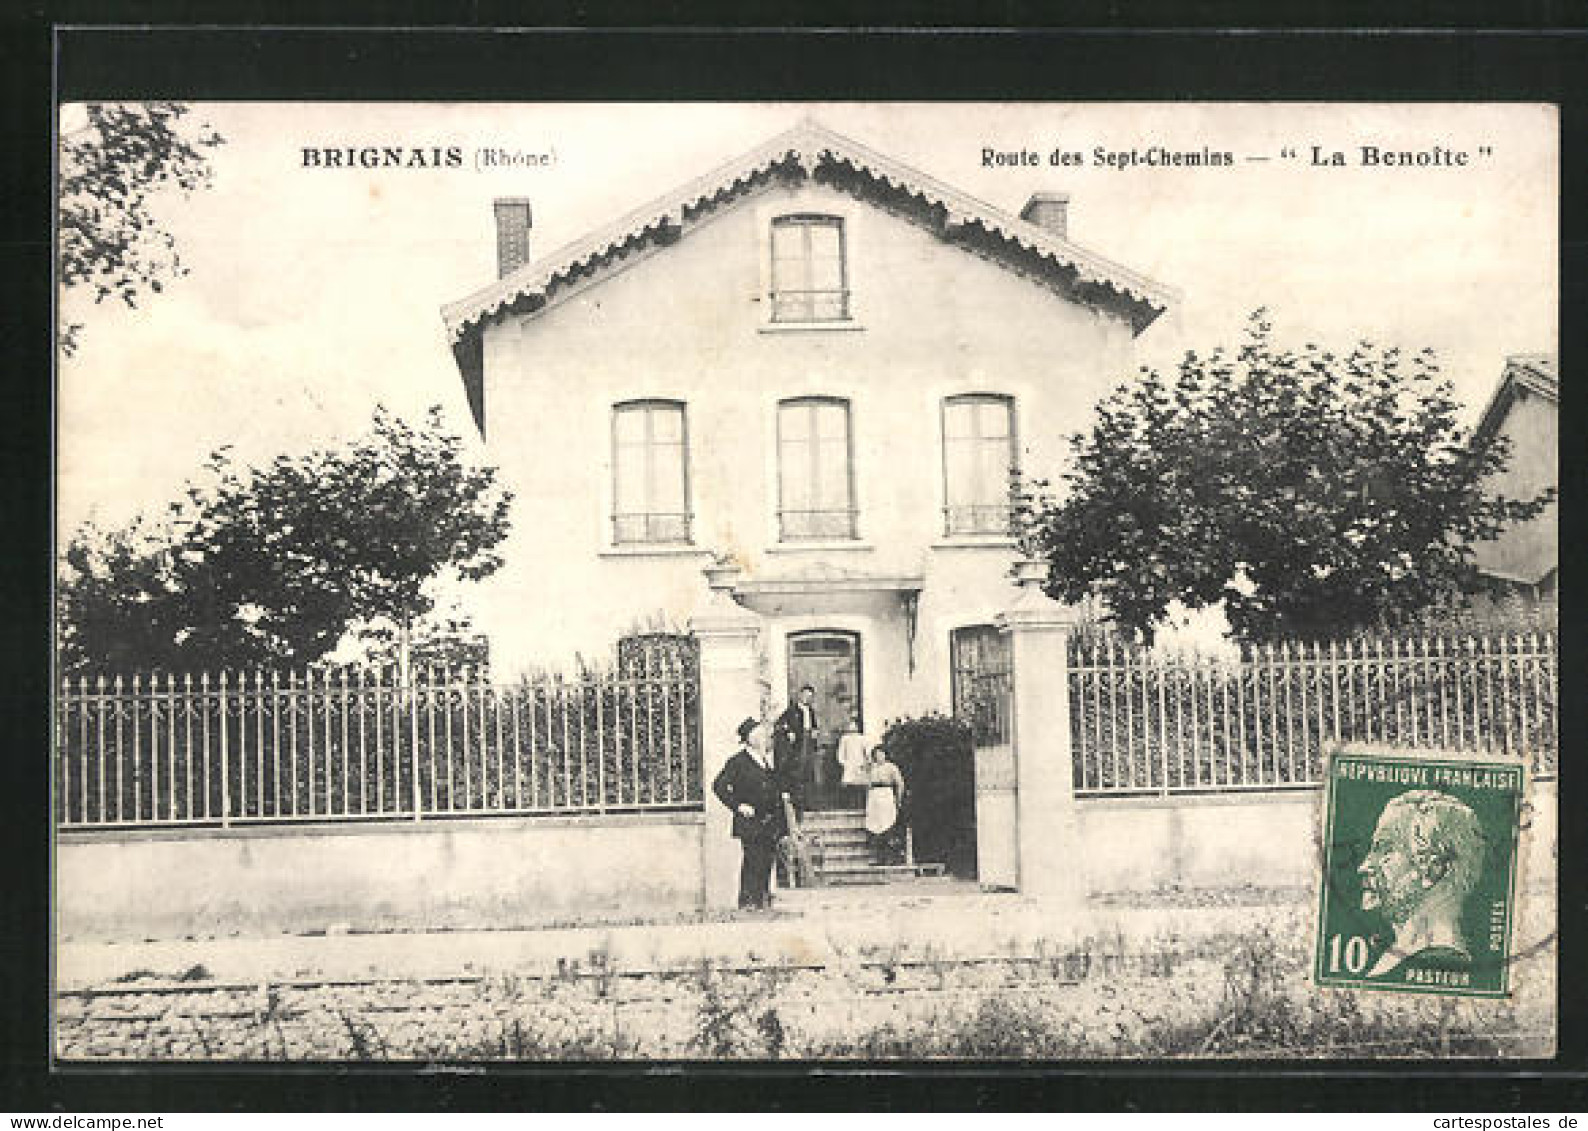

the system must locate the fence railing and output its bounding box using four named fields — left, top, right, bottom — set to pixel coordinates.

left=55, top=665, right=703, bottom=830
left=1067, top=630, right=1557, bottom=797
